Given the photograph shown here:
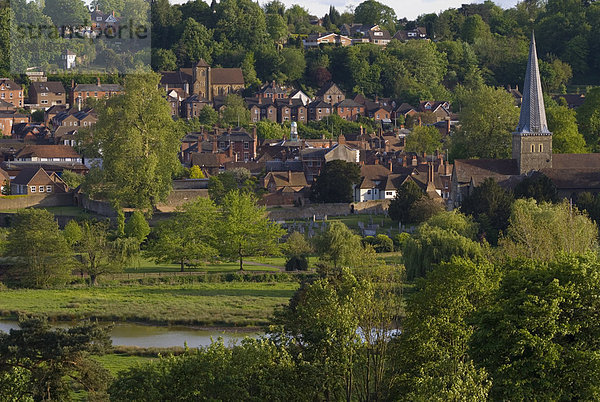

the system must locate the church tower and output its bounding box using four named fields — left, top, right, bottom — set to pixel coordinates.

left=512, top=32, right=552, bottom=174
left=192, top=59, right=211, bottom=101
